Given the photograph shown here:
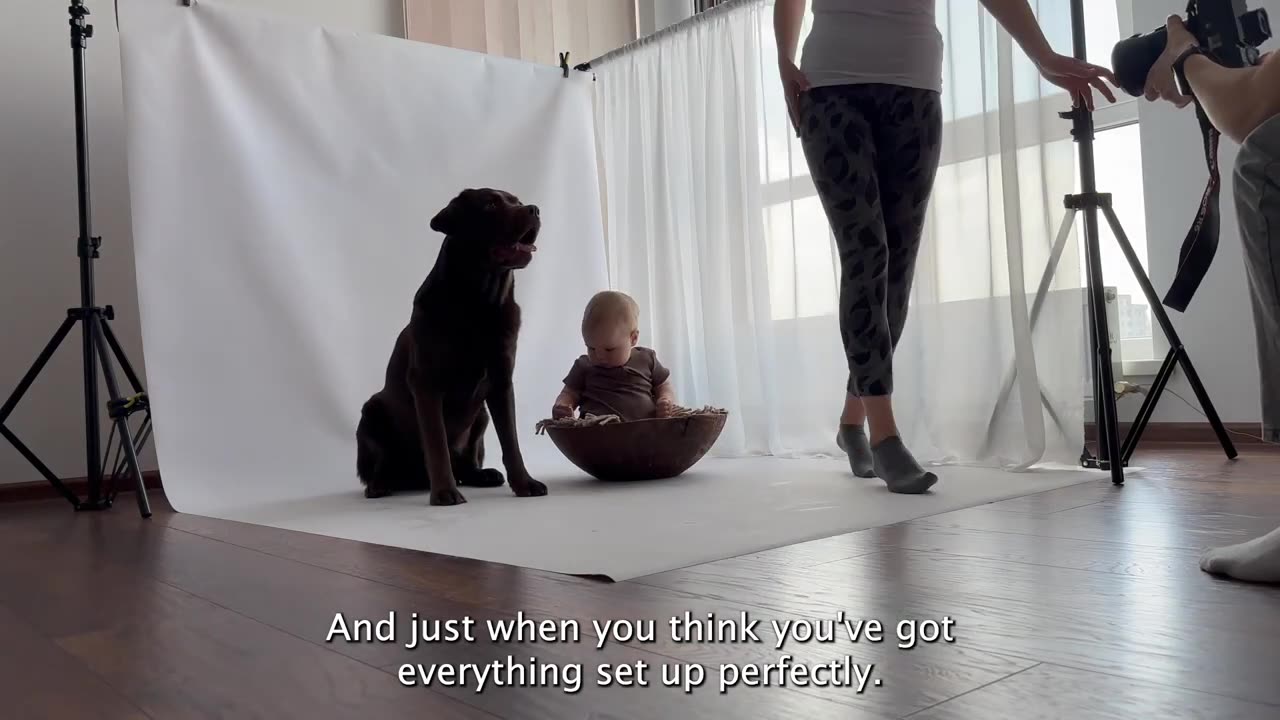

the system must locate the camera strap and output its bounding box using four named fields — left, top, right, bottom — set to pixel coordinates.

left=1161, top=101, right=1222, bottom=312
